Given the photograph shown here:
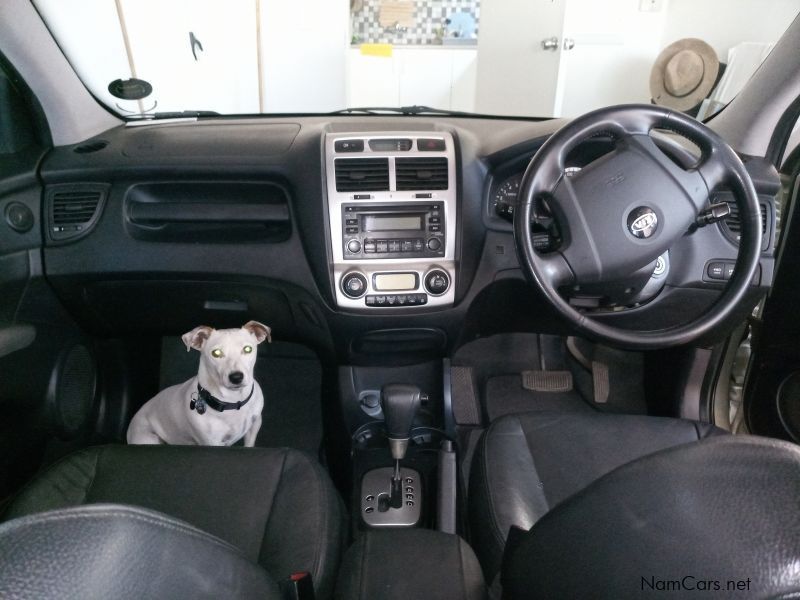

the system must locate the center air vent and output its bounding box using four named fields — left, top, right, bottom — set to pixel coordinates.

left=46, top=184, right=109, bottom=243
left=396, top=157, right=448, bottom=191
left=335, top=158, right=390, bottom=192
